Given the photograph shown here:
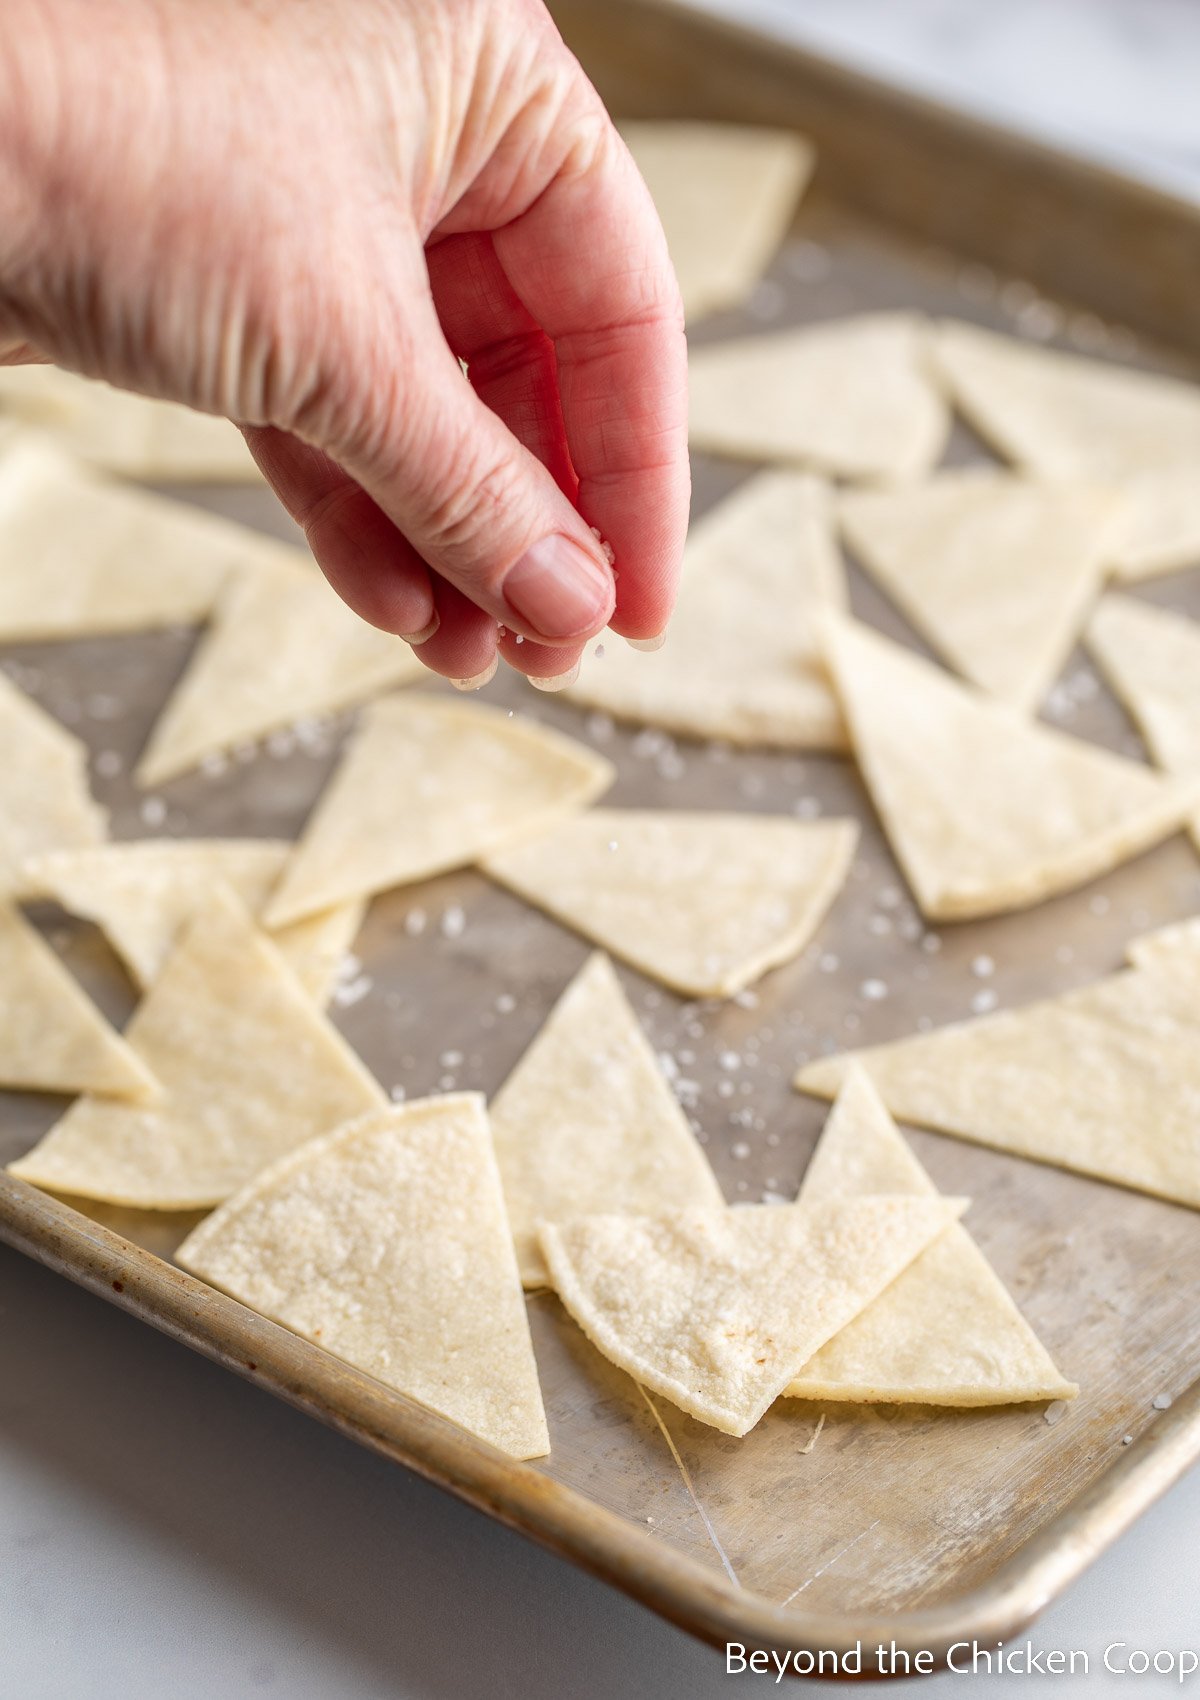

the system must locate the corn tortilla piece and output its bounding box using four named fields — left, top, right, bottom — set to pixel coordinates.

left=838, top=470, right=1125, bottom=713
left=490, top=953, right=723, bottom=1288
left=784, top=1068, right=1076, bottom=1405
left=796, top=941, right=1200, bottom=1210
left=930, top=322, right=1200, bottom=581
left=823, top=613, right=1199, bottom=922
left=0, top=363, right=260, bottom=481
left=932, top=318, right=1200, bottom=478
left=1086, top=594, right=1200, bottom=851
left=688, top=313, right=948, bottom=483
left=1125, top=915, right=1200, bottom=971
left=621, top=121, right=812, bottom=323
left=25, top=839, right=364, bottom=1006
left=264, top=694, right=614, bottom=927
left=134, top=556, right=424, bottom=787
left=0, top=903, right=156, bottom=1101
left=564, top=471, right=847, bottom=749
left=8, top=886, right=384, bottom=1208
left=176, top=1094, right=550, bottom=1460
left=483, top=808, right=857, bottom=1000
left=540, top=1195, right=964, bottom=1436
left=0, top=671, right=107, bottom=899
left=0, top=438, right=306, bottom=641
